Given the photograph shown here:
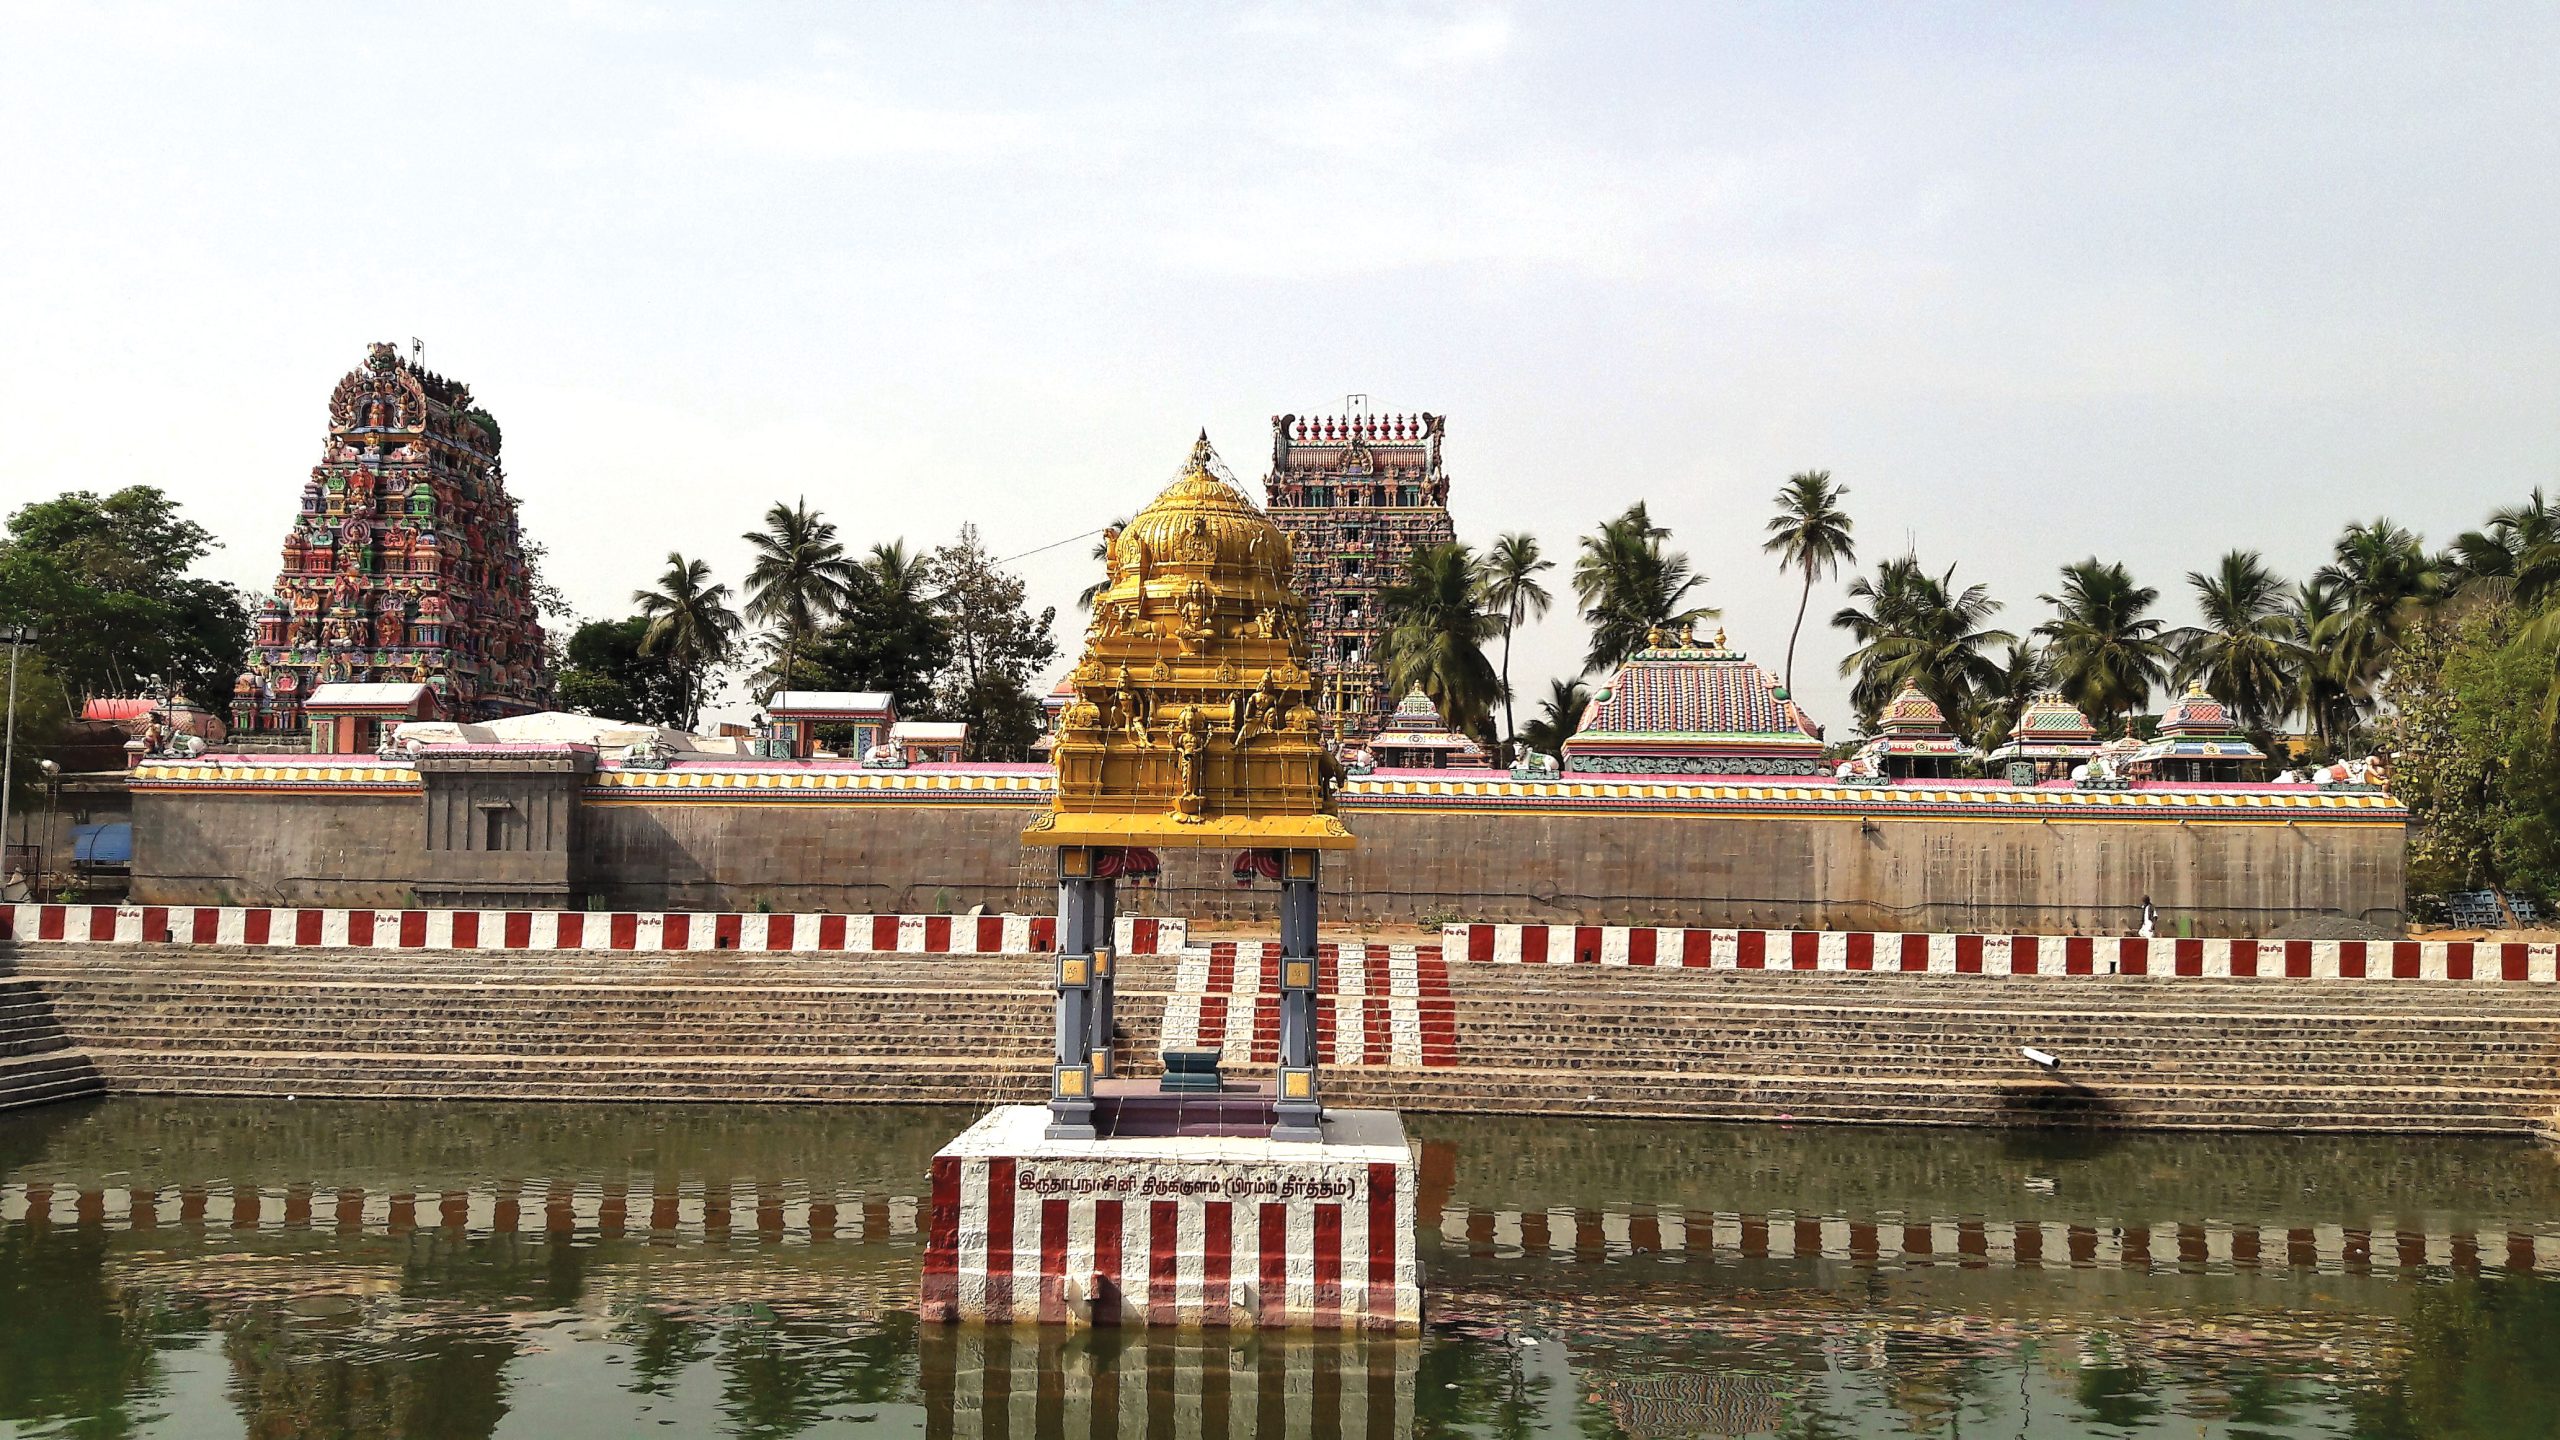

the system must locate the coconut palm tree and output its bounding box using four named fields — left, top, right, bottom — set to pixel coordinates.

left=2168, top=550, right=2295, bottom=733
left=1481, top=531, right=1555, bottom=746
left=1761, top=470, right=1856, bottom=696
left=633, top=552, right=743, bottom=731
left=2279, top=579, right=2361, bottom=756
left=1831, top=556, right=2013, bottom=729
left=2315, top=518, right=2442, bottom=691
left=1970, top=641, right=2050, bottom=751
left=1077, top=517, right=1131, bottom=612
left=742, top=498, right=857, bottom=700
left=1379, top=542, right=1502, bottom=740
left=1516, top=677, right=1592, bottom=760
left=2037, top=558, right=2173, bottom=735
left=2446, top=489, right=2560, bottom=595
left=1571, top=502, right=1717, bottom=674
